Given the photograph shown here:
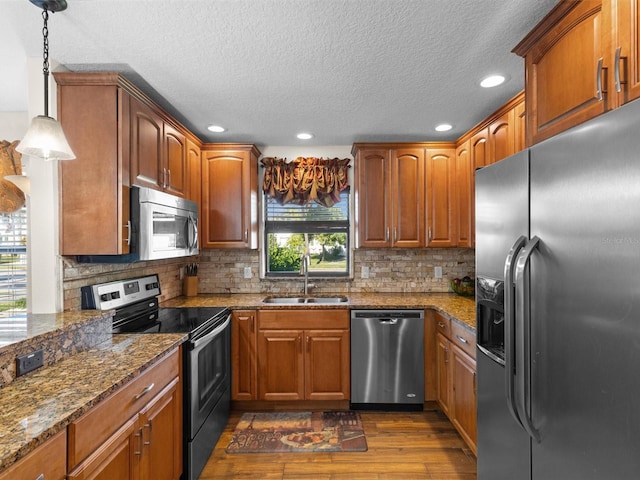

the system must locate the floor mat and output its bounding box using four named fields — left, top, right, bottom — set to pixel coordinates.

left=225, top=411, right=368, bottom=453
